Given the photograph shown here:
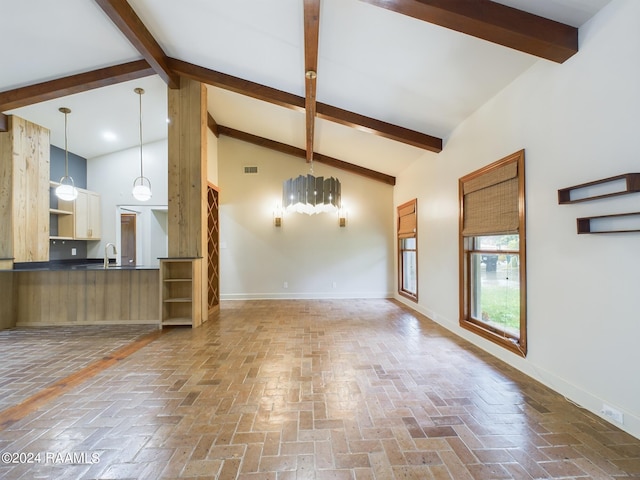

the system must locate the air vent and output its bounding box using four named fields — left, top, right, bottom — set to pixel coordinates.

left=243, top=166, right=258, bottom=174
